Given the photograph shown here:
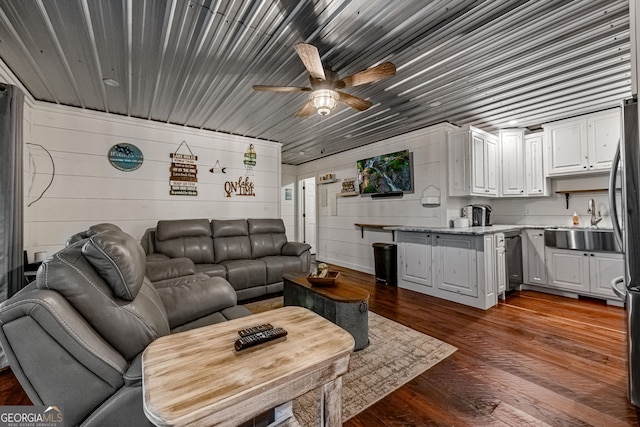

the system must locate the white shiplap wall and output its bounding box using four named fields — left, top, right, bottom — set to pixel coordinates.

left=294, top=123, right=456, bottom=273
left=24, top=102, right=281, bottom=258
left=281, top=164, right=297, bottom=242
